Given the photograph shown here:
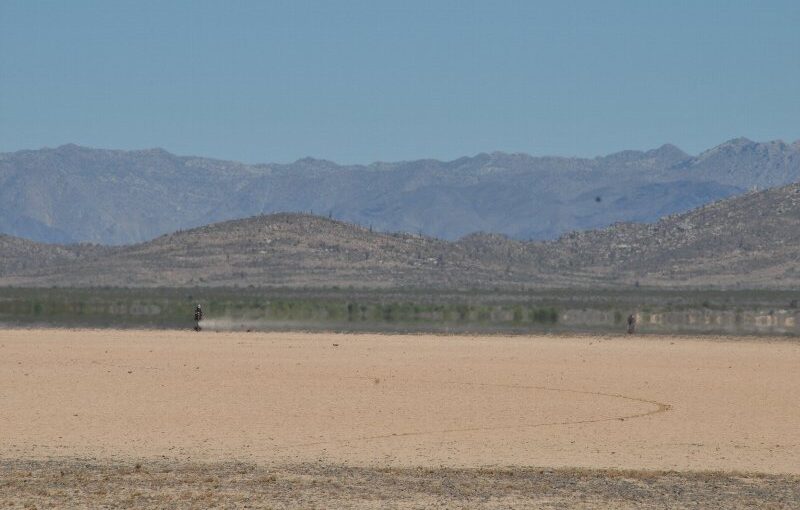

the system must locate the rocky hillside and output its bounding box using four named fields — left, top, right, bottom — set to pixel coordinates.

left=0, top=214, right=518, bottom=288
left=4, top=138, right=798, bottom=245
left=0, top=235, right=108, bottom=278
left=2, top=182, right=799, bottom=289
left=534, top=182, right=800, bottom=287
